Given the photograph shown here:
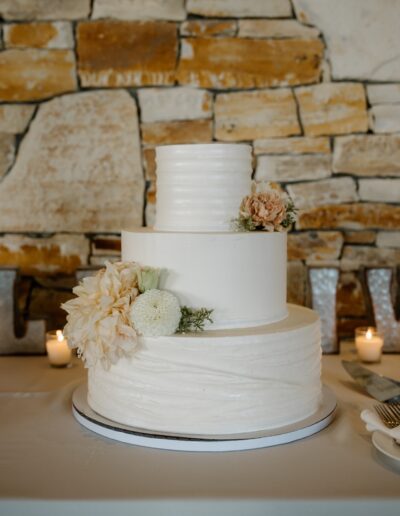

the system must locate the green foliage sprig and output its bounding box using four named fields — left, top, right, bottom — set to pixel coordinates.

left=232, top=216, right=256, bottom=232
left=177, top=306, right=214, bottom=333
left=280, top=200, right=297, bottom=229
